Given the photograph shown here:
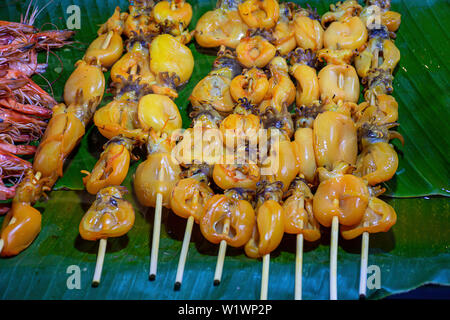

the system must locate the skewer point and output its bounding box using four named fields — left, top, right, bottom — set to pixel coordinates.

left=174, top=281, right=181, bottom=291
left=359, top=294, right=367, bottom=300
left=91, top=281, right=100, bottom=288
left=213, top=279, right=220, bottom=286
left=149, top=274, right=156, bottom=281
